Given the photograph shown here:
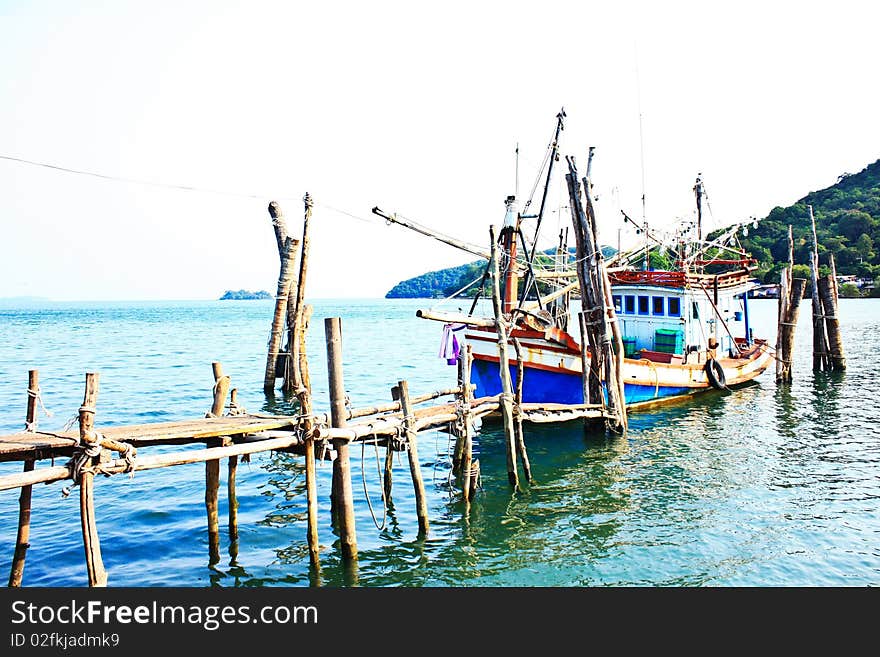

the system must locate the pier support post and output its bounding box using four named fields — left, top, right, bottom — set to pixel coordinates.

left=394, top=380, right=429, bottom=536
left=325, top=317, right=357, bottom=562
left=489, top=225, right=519, bottom=489
left=460, top=346, right=475, bottom=503
left=8, top=369, right=39, bottom=587
left=291, top=304, right=320, bottom=570
left=78, top=372, right=107, bottom=587
left=512, top=339, right=532, bottom=482
left=206, top=363, right=229, bottom=567
left=227, top=455, right=239, bottom=563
